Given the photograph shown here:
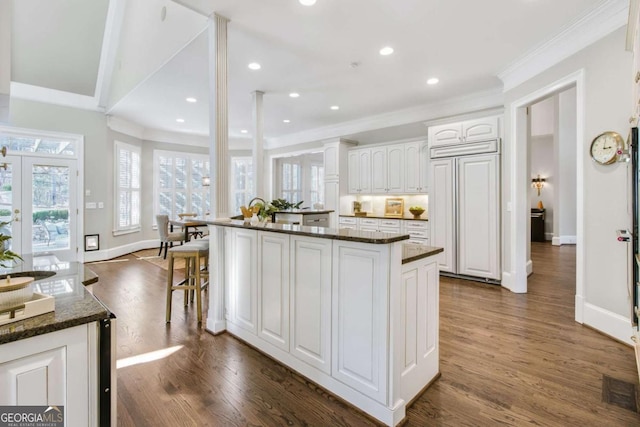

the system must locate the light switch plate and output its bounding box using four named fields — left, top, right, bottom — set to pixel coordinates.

left=86, top=202, right=97, bottom=209
left=98, top=202, right=104, bottom=209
